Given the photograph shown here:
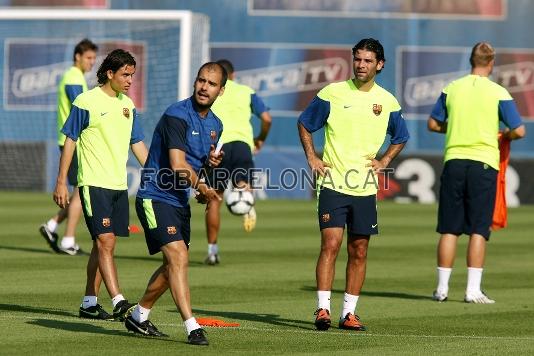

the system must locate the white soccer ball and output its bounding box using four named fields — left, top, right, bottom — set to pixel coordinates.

left=225, top=188, right=254, bottom=215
